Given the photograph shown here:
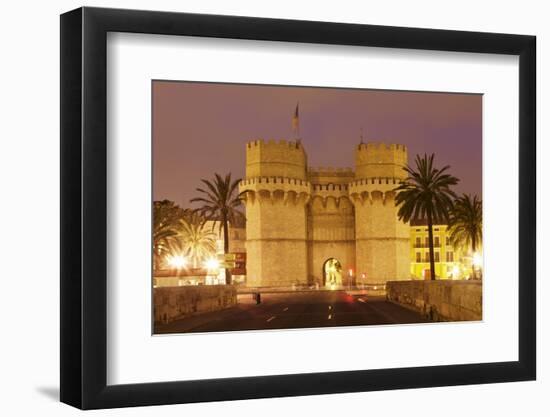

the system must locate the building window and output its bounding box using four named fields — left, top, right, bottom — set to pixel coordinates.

left=415, top=237, right=421, bottom=248
left=434, top=252, right=440, bottom=262
left=434, top=236, right=440, bottom=247
left=446, top=236, right=450, bottom=245
left=434, top=228, right=439, bottom=231
left=424, top=252, right=430, bottom=262
left=425, top=237, right=429, bottom=247
left=416, top=252, right=421, bottom=263
left=446, top=251, right=454, bottom=262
